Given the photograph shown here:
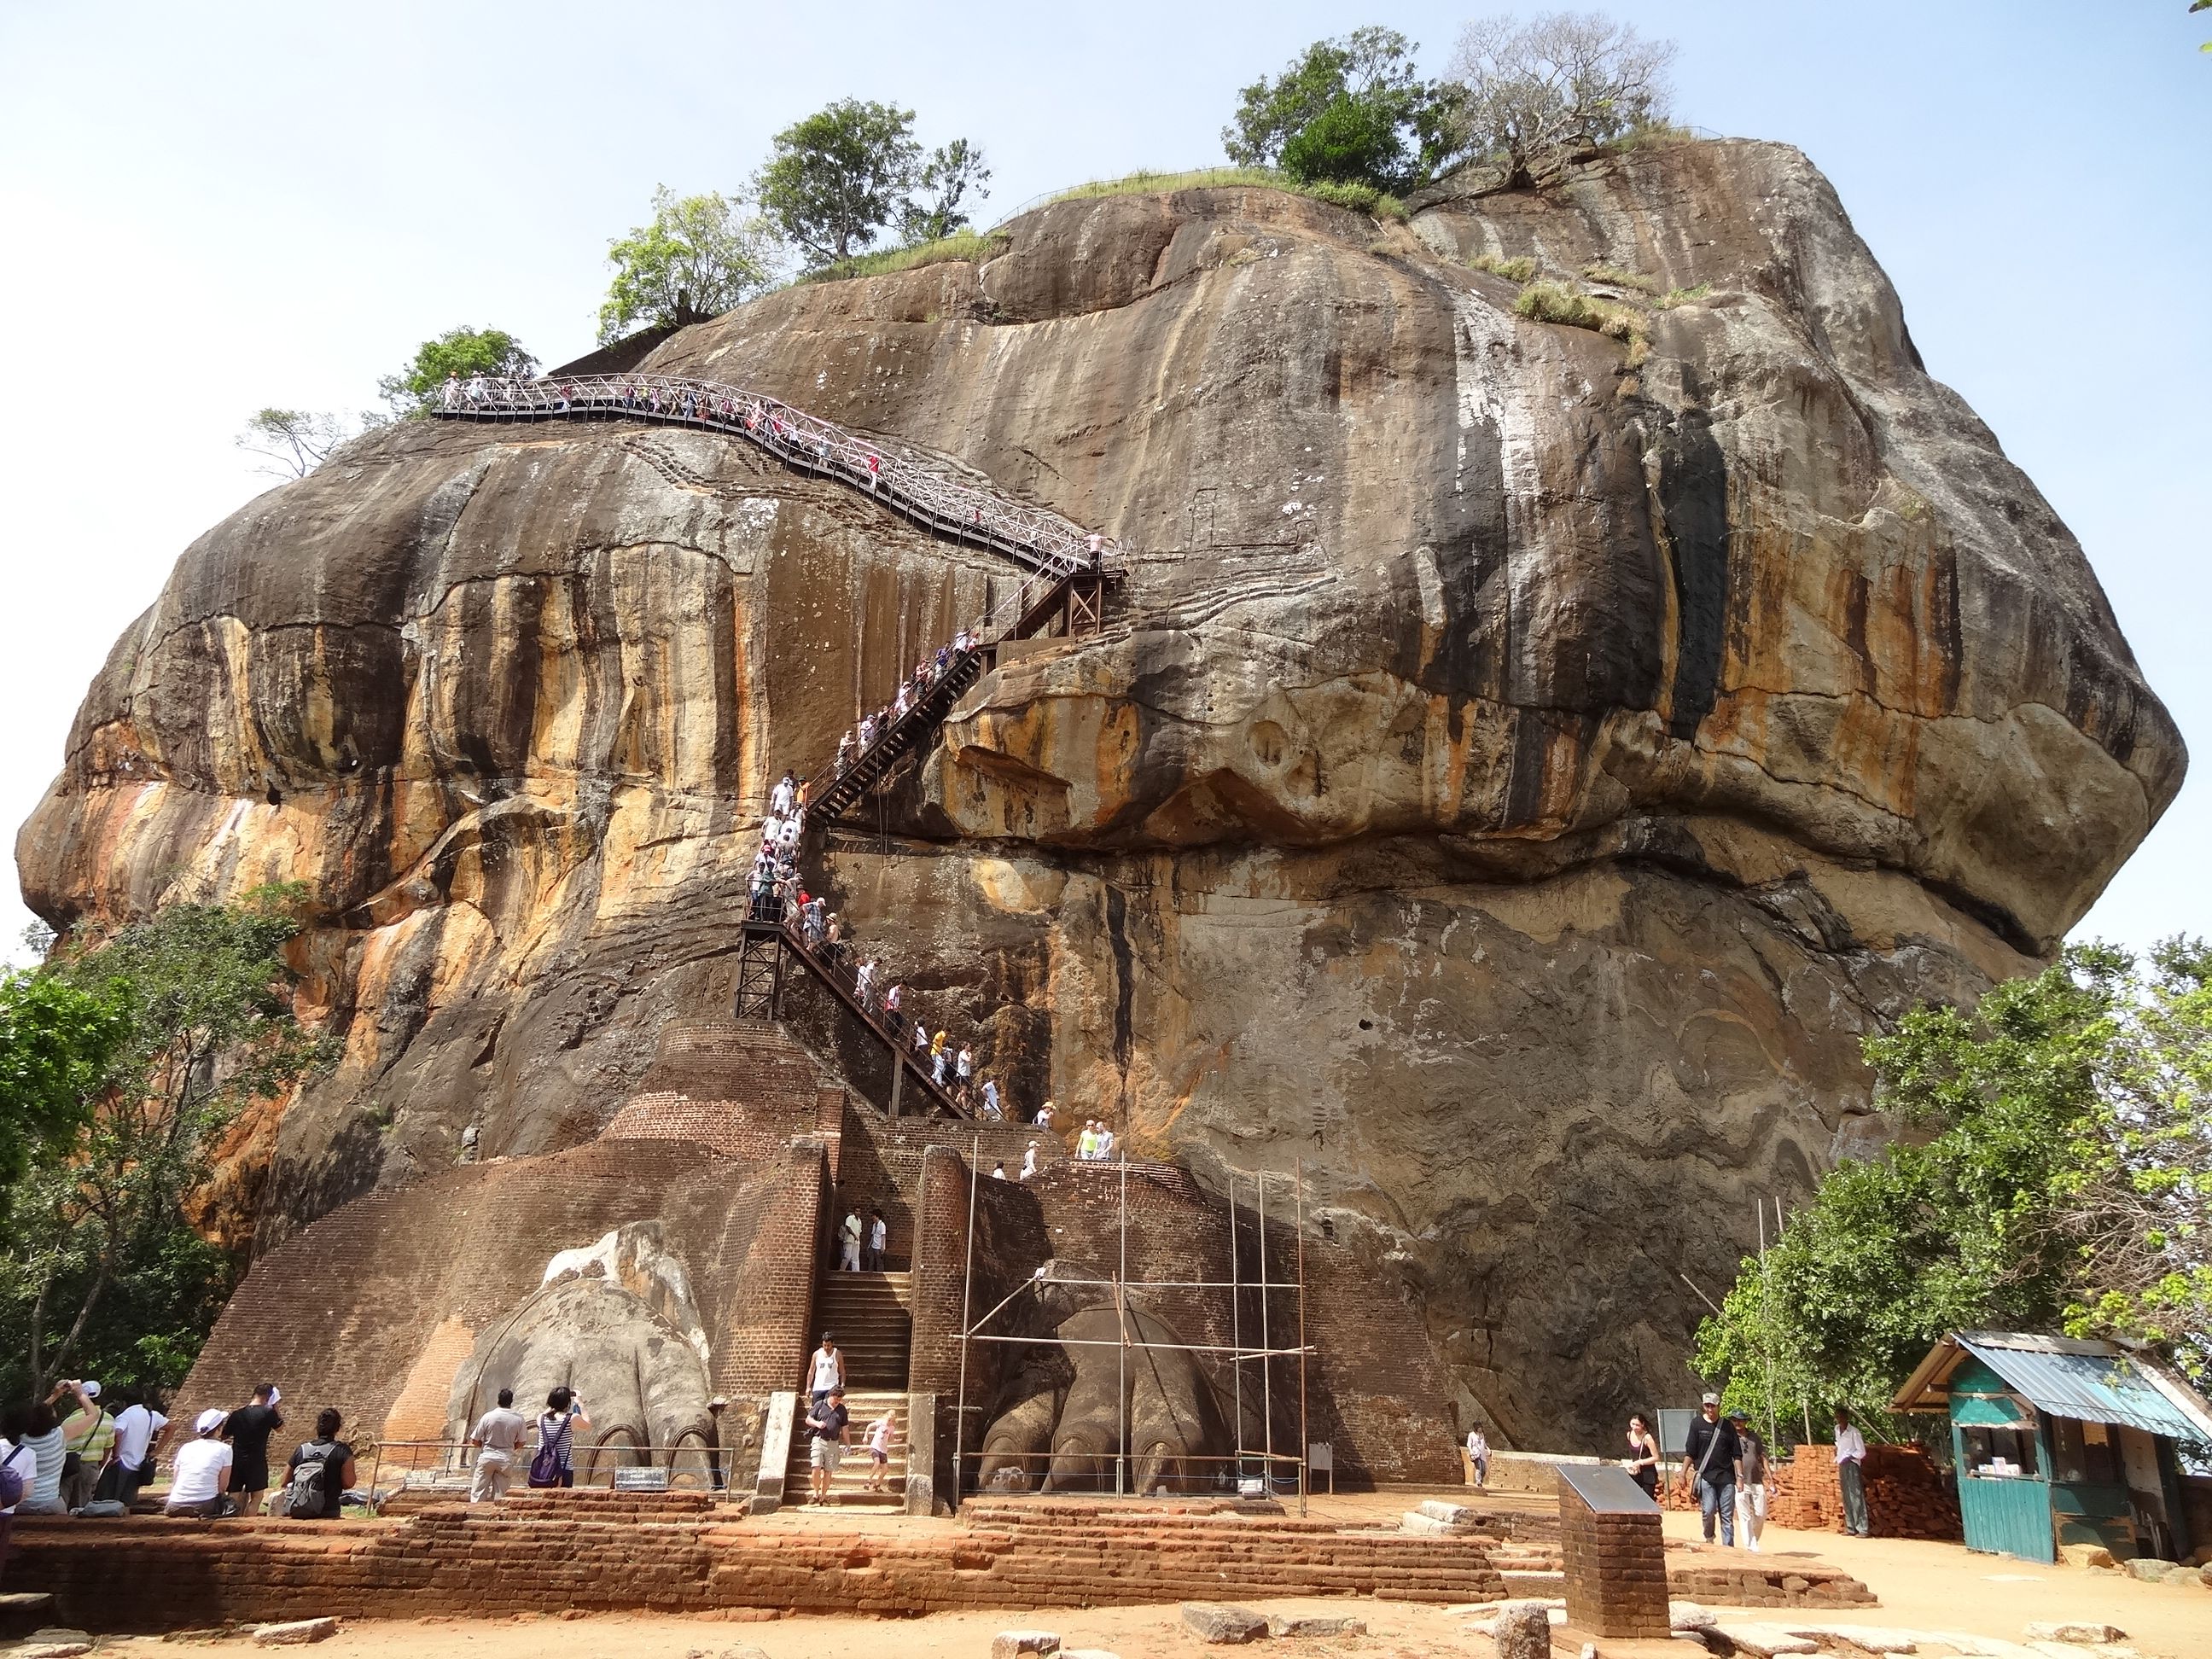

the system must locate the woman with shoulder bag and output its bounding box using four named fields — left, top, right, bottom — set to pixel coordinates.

left=528, top=1388, right=588, bottom=1489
